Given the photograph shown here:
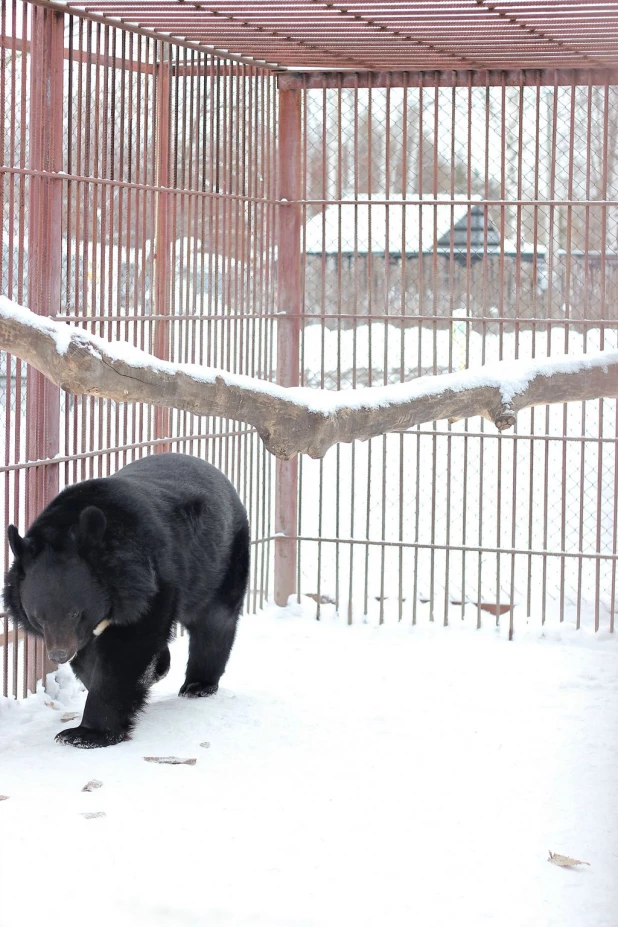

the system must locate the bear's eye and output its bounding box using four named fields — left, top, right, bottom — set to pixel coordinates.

left=69, top=610, right=81, bottom=622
